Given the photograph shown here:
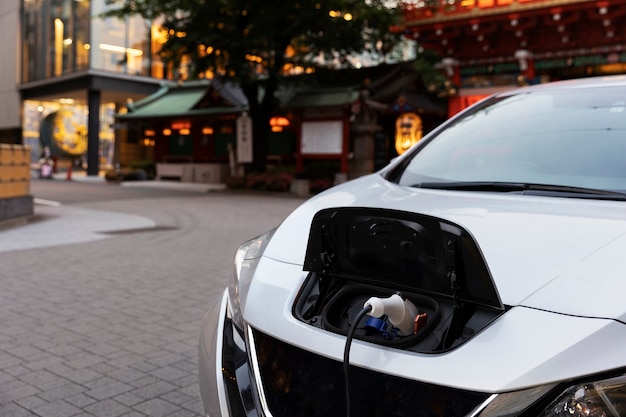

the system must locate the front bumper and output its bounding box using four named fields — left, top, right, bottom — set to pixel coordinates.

left=199, top=289, right=491, bottom=417
left=199, top=290, right=258, bottom=417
